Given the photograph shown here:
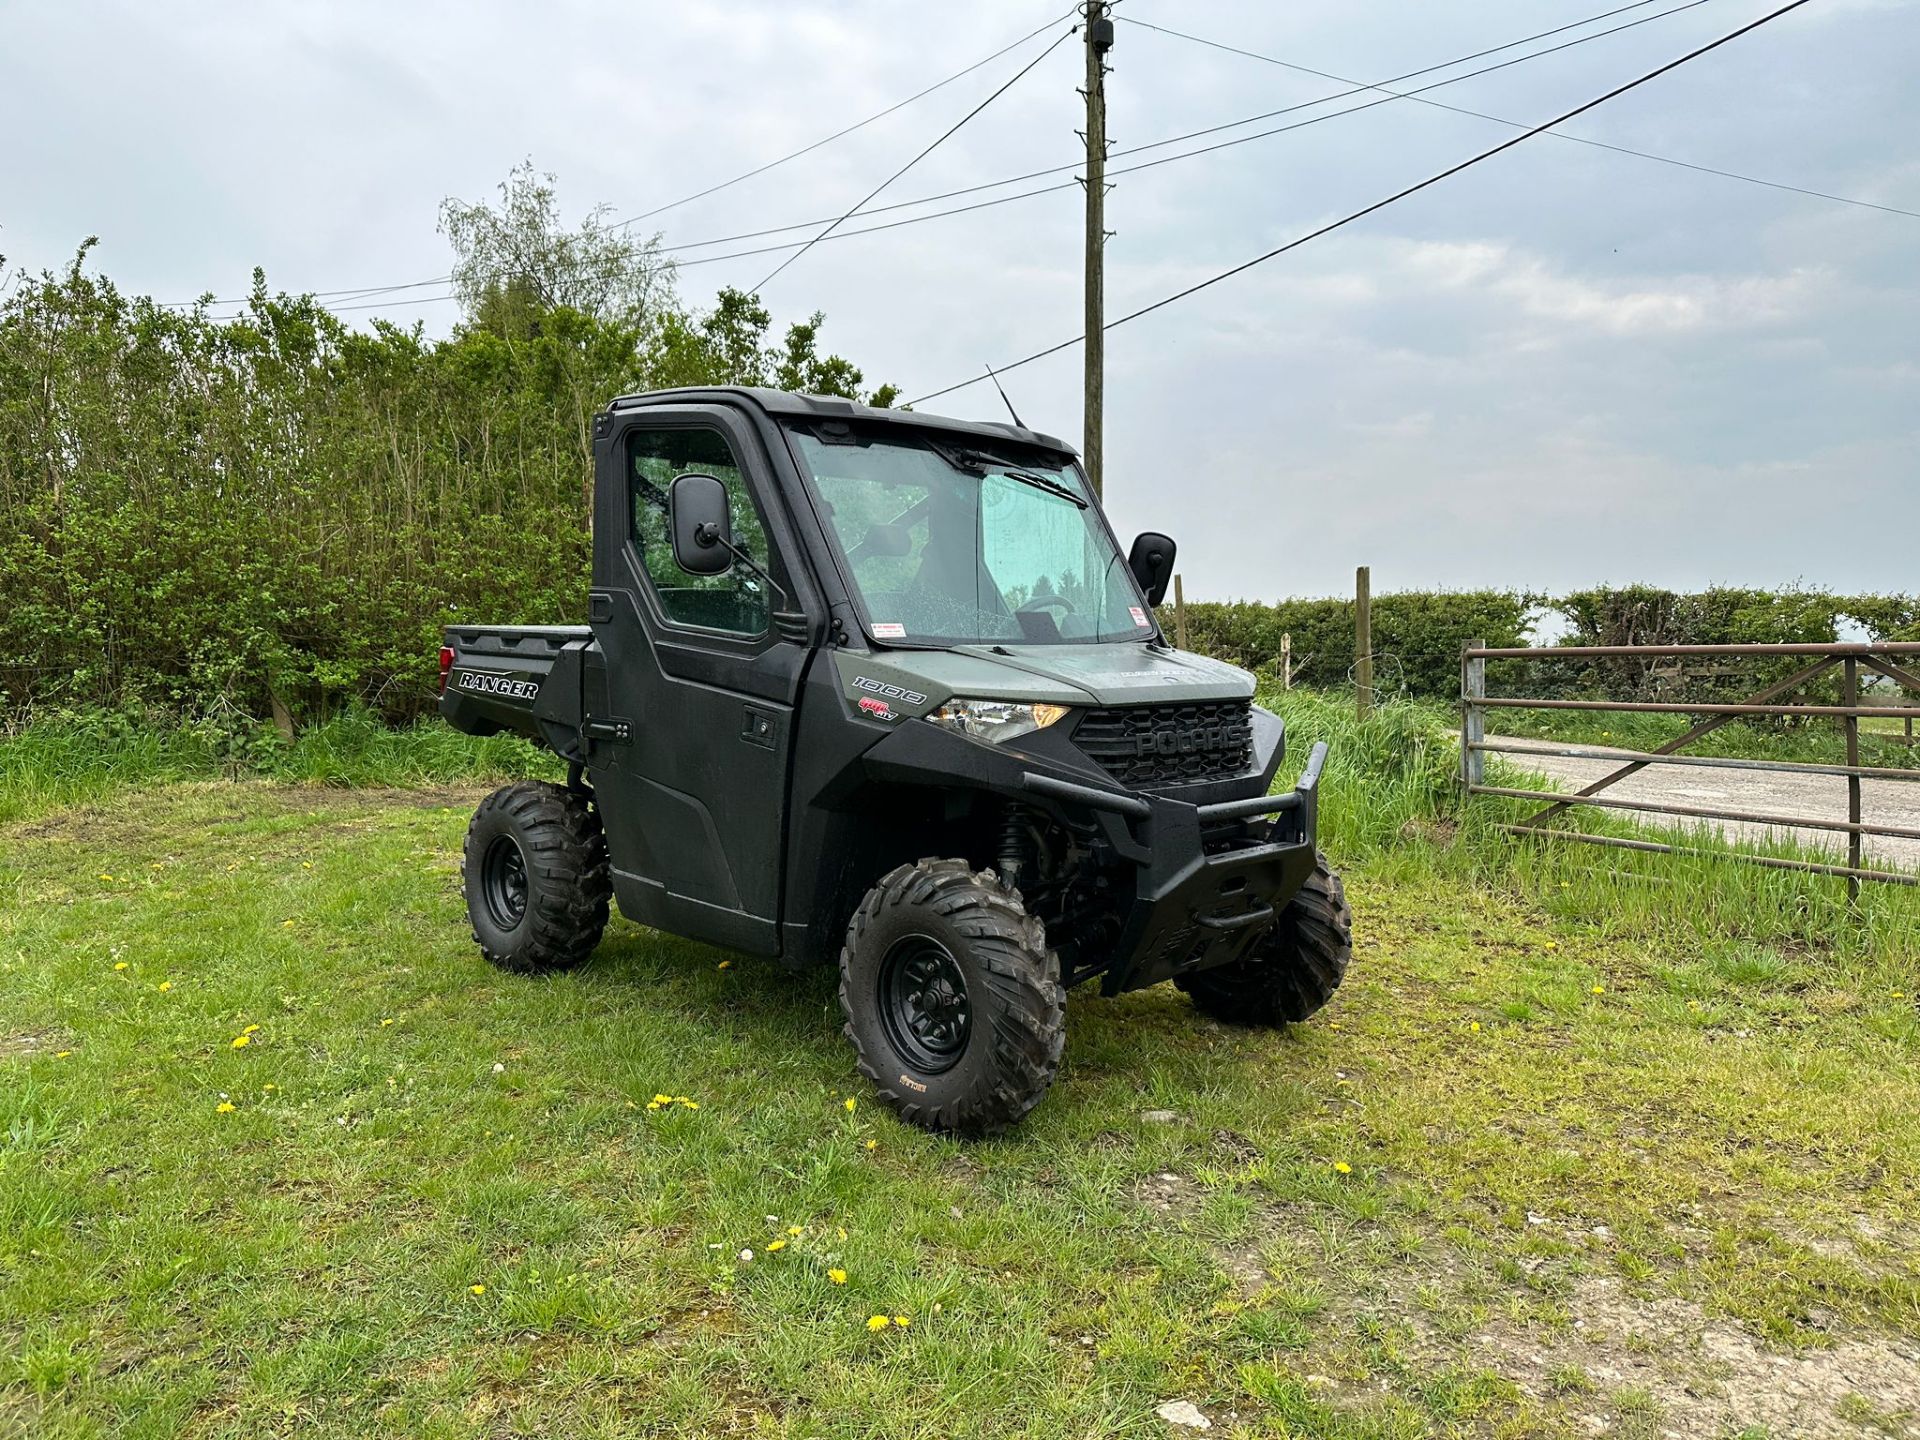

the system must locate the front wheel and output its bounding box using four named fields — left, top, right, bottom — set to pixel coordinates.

left=462, top=781, right=610, bottom=974
left=839, top=859, right=1066, bottom=1136
left=1177, top=855, right=1351, bottom=1025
